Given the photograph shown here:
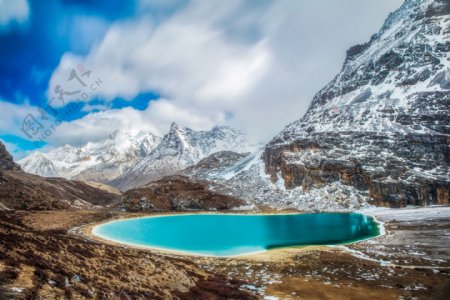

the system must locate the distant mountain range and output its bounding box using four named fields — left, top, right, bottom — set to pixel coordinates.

left=19, top=130, right=161, bottom=183
left=19, top=123, right=257, bottom=191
